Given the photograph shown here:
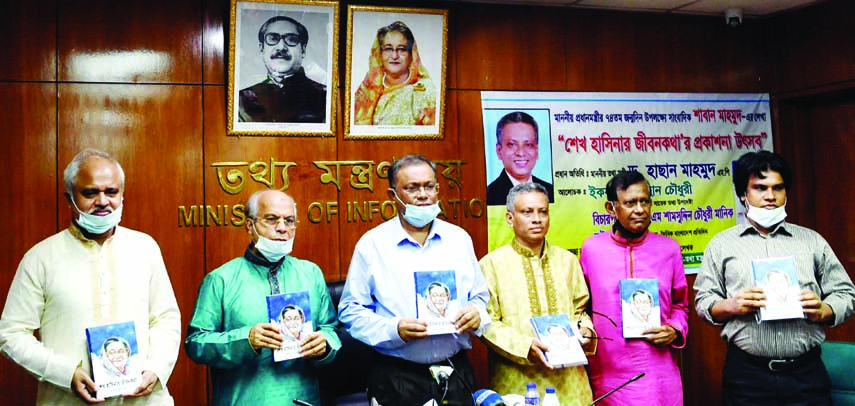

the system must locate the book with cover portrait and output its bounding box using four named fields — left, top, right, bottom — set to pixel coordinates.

left=85, top=321, right=142, bottom=399
left=267, top=290, right=313, bottom=362
left=530, top=314, right=587, bottom=368
left=620, top=278, right=661, bottom=338
left=414, top=270, right=458, bottom=335
left=752, top=256, right=804, bottom=322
